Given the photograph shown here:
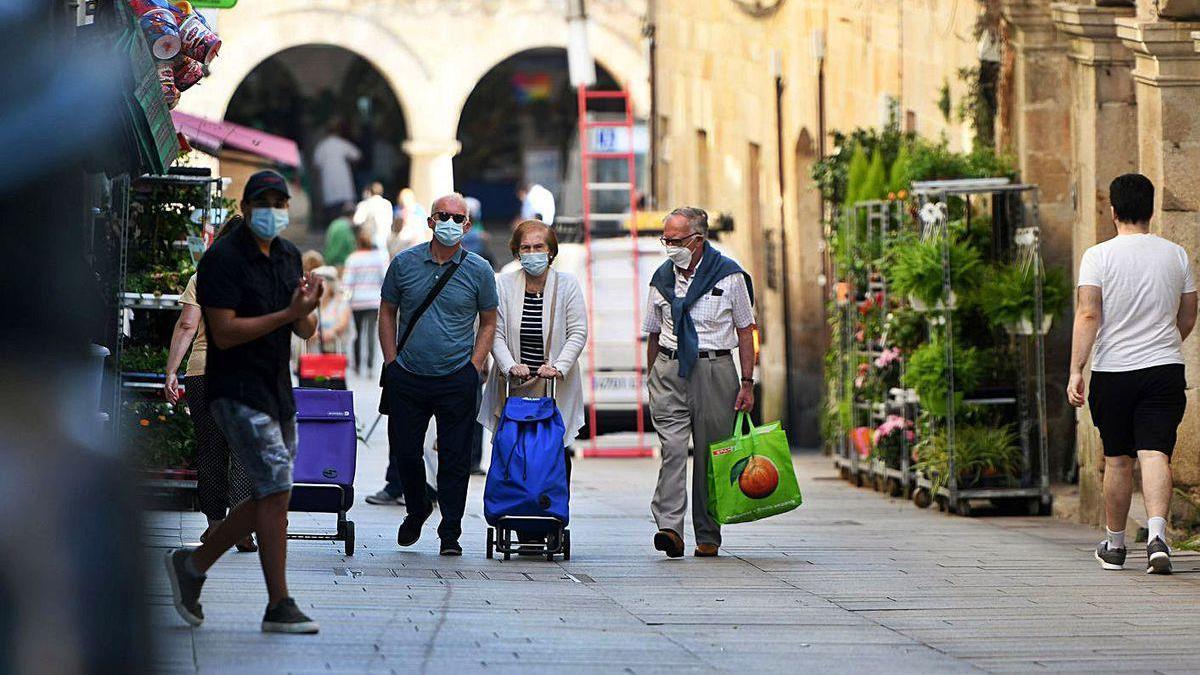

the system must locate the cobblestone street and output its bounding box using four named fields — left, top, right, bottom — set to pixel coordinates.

left=144, top=382, right=1200, bottom=674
